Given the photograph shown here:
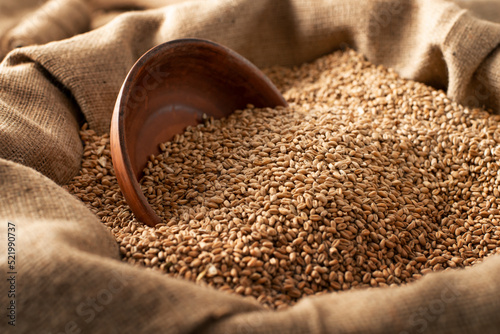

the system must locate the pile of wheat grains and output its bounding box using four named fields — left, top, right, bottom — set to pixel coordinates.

left=64, top=50, right=500, bottom=309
